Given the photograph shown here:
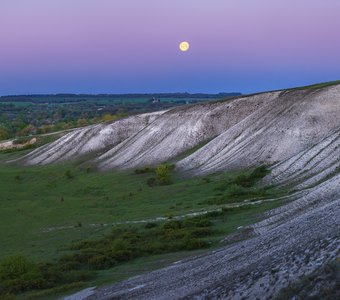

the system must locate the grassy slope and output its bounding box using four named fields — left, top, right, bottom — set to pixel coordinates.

left=0, top=157, right=283, bottom=260
left=0, top=151, right=287, bottom=299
